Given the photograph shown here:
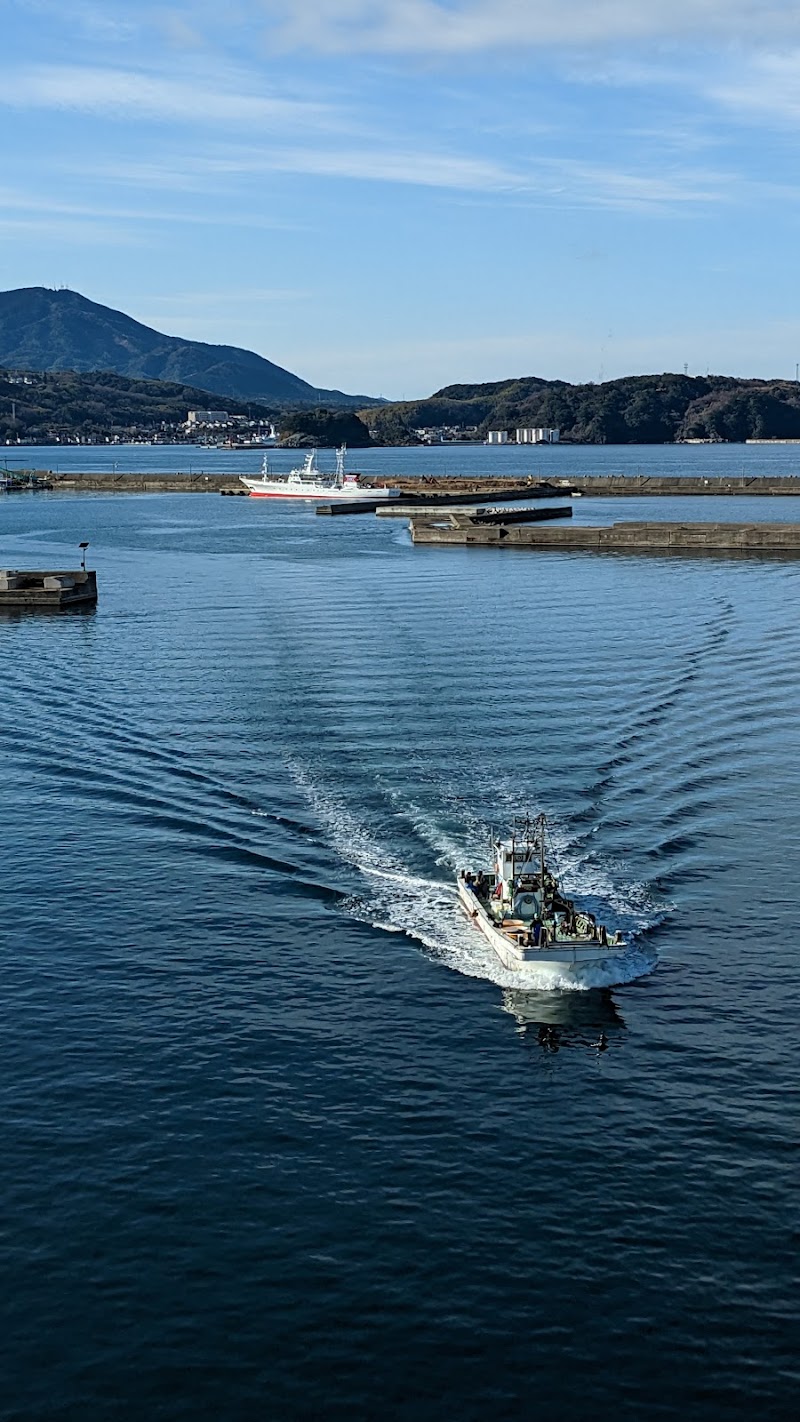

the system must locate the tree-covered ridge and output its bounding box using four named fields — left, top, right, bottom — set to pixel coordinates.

left=7, top=365, right=800, bottom=449
left=360, top=373, right=800, bottom=444
left=278, top=409, right=374, bottom=447
left=0, top=368, right=376, bottom=446
left=0, top=368, right=279, bottom=442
